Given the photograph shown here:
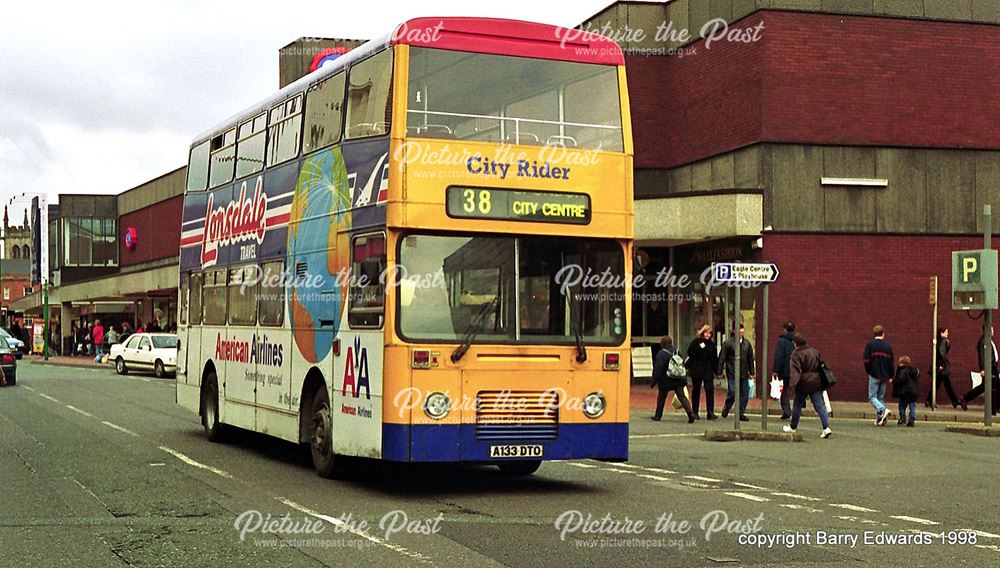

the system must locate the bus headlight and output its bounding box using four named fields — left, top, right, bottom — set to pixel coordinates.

left=582, top=392, right=606, bottom=419
left=424, top=392, right=451, bottom=420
